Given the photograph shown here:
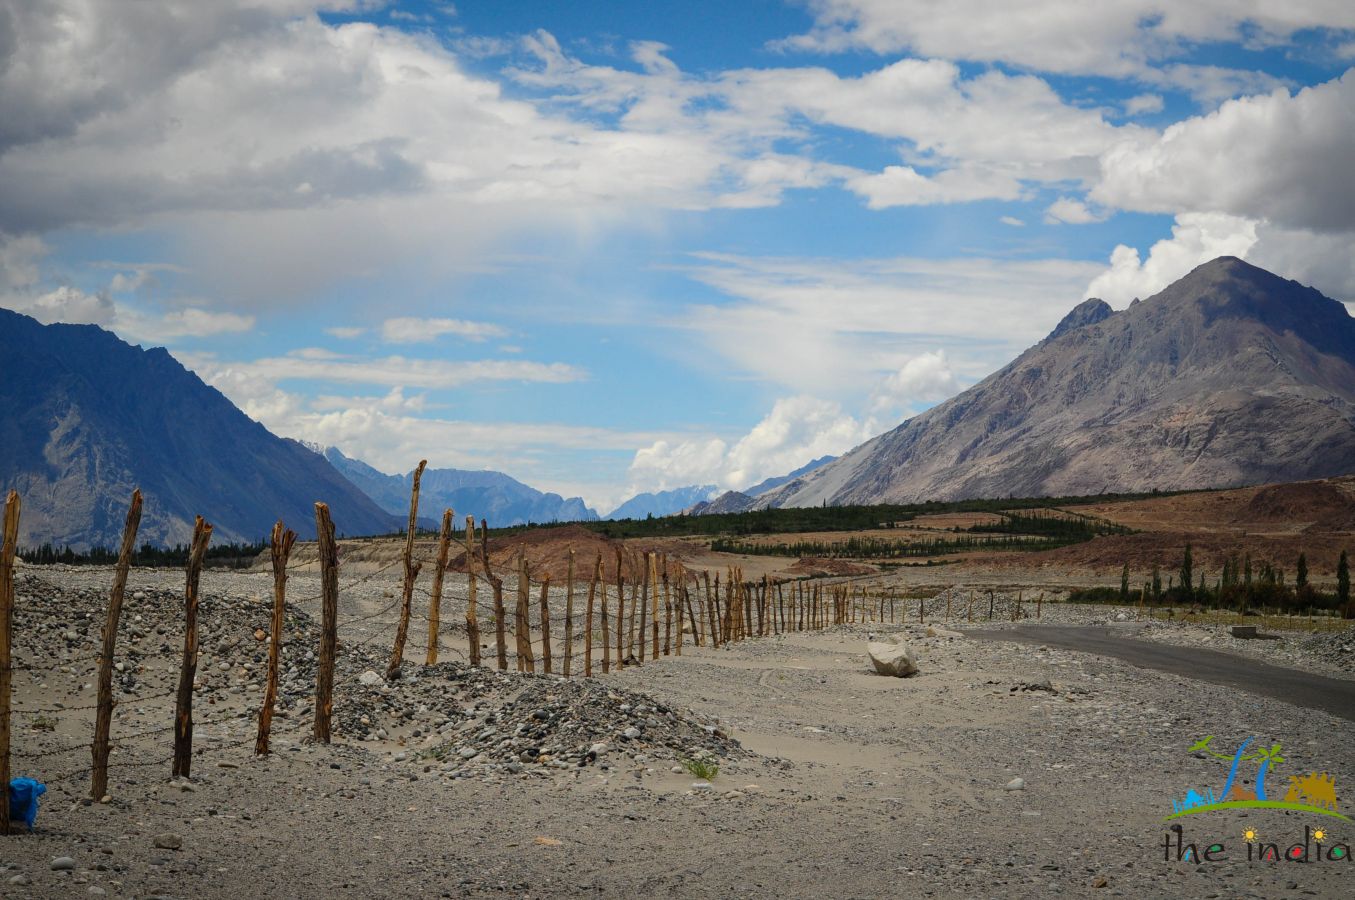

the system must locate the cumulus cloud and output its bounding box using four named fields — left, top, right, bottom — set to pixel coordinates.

left=626, top=395, right=876, bottom=494
left=1085, top=211, right=1355, bottom=306
left=869, top=351, right=961, bottom=415
left=781, top=1, right=1354, bottom=93
left=1044, top=197, right=1108, bottom=225
left=1093, top=71, right=1355, bottom=233
left=1124, top=93, right=1165, bottom=115
left=380, top=317, right=508, bottom=343
left=1084, top=212, right=1258, bottom=305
